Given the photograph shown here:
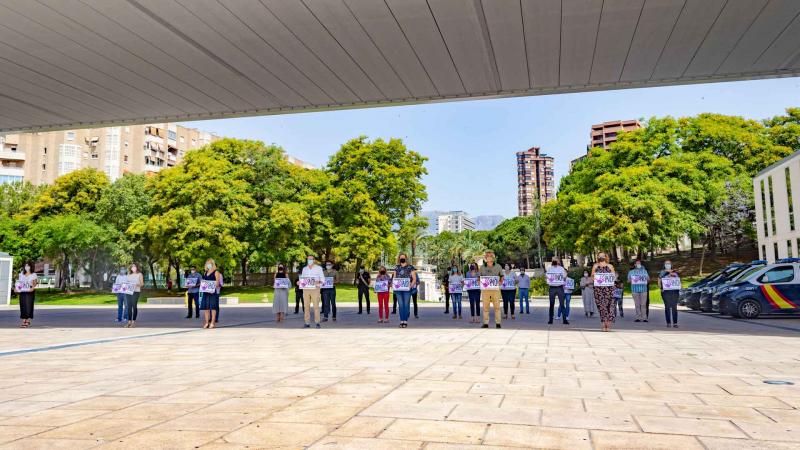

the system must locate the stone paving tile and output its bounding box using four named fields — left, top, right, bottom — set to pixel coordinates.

left=35, top=418, right=158, bottom=441
left=501, top=394, right=585, bottom=412
left=733, top=420, right=800, bottom=442
left=636, top=415, right=747, bottom=438
left=671, top=404, right=773, bottom=423
left=0, top=425, right=52, bottom=444
left=590, top=430, right=704, bottom=449
left=152, top=412, right=259, bottom=431
left=330, top=416, right=395, bottom=438
left=0, top=438, right=100, bottom=449
left=96, top=430, right=223, bottom=449
left=308, top=436, right=423, bottom=449
left=697, top=393, right=793, bottom=409
left=699, top=436, right=800, bottom=449
left=222, top=421, right=332, bottom=447
left=541, top=410, right=638, bottom=432
left=99, top=402, right=203, bottom=422
left=265, top=404, right=363, bottom=425
left=583, top=399, right=674, bottom=417
left=359, top=401, right=454, bottom=421
left=0, top=408, right=106, bottom=427
left=447, top=404, right=541, bottom=425
left=482, top=423, right=592, bottom=449
left=379, top=418, right=486, bottom=444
